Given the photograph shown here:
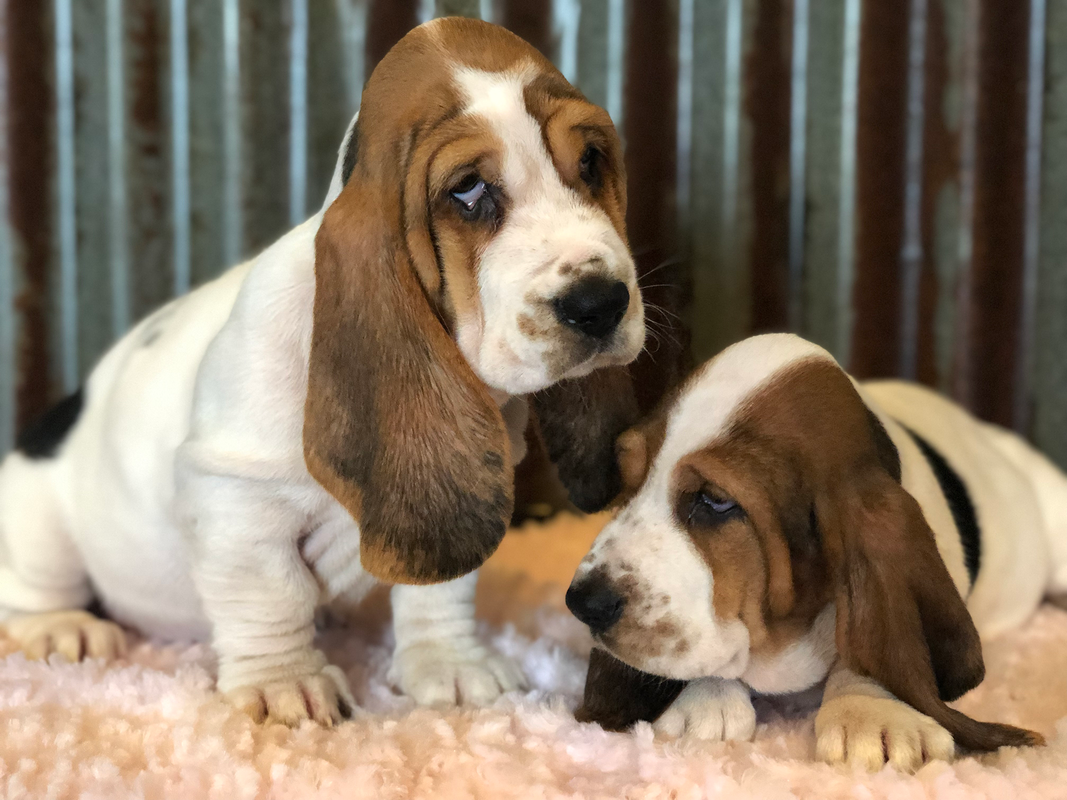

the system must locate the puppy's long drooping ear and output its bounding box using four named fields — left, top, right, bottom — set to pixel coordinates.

left=531, top=366, right=638, bottom=513
left=818, top=468, right=1043, bottom=752
left=304, top=179, right=513, bottom=585
left=576, top=647, right=686, bottom=730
